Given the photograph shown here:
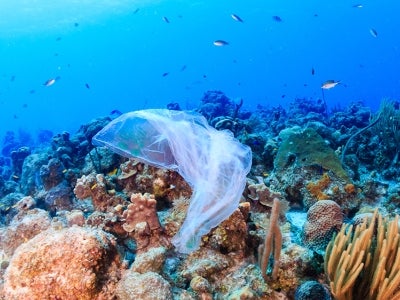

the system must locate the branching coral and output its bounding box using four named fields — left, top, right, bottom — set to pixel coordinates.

left=325, top=210, right=400, bottom=300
